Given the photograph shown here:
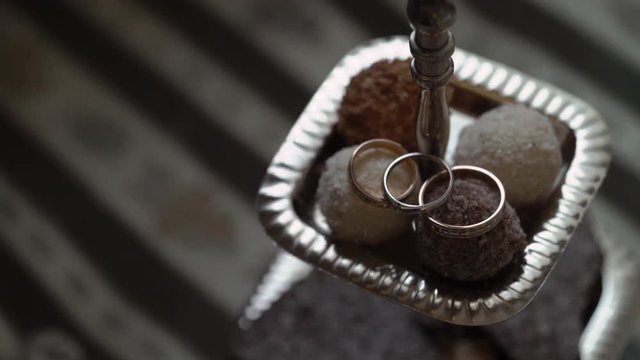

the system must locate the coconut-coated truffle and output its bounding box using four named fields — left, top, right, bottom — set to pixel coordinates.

left=338, top=59, right=420, bottom=151
left=418, top=177, right=526, bottom=281
left=454, top=104, right=562, bottom=208
left=317, top=146, right=412, bottom=244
